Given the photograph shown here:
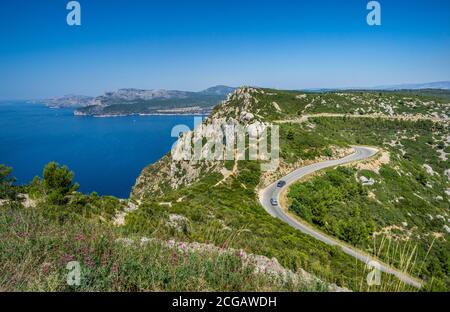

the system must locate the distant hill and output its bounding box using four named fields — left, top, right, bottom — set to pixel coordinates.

left=372, top=81, right=450, bottom=90
left=303, top=81, right=450, bottom=92
left=199, top=85, right=236, bottom=95
left=39, top=94, right=96, bottom=108
left=73, top=86, right=236, bottom=116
